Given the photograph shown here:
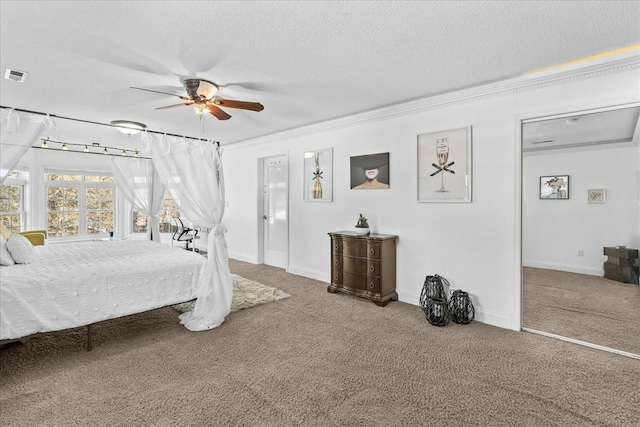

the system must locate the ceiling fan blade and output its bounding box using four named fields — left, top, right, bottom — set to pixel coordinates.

left=211, top=98, right=264, bottom=112
left=206, top=105, right=231, bottom=120
left=155, top=102, right=194, bottom=110
left=130, top=86, right=190, bottom=101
